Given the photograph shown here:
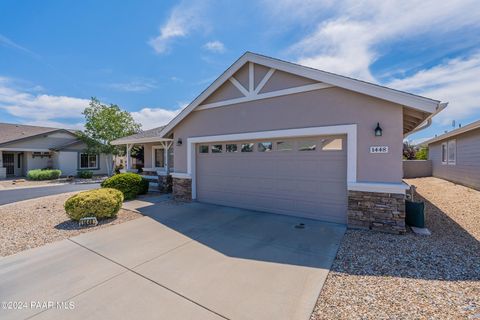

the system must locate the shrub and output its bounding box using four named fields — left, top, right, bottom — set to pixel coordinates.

left=77, top=170, right=93, bottom=179
left=64, top=188, right=123, bottom=221
left=416, top=147, right=429, bottom=160
left=100, top=172, right=143, bottom=200
left=138, top=177, right=150, bottom=195
left=27, top=169, right=62, bottom=180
